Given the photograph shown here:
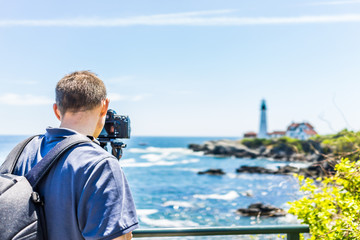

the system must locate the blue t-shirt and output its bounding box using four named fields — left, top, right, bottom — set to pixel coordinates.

left=13, top=128, right=139, bottom=240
